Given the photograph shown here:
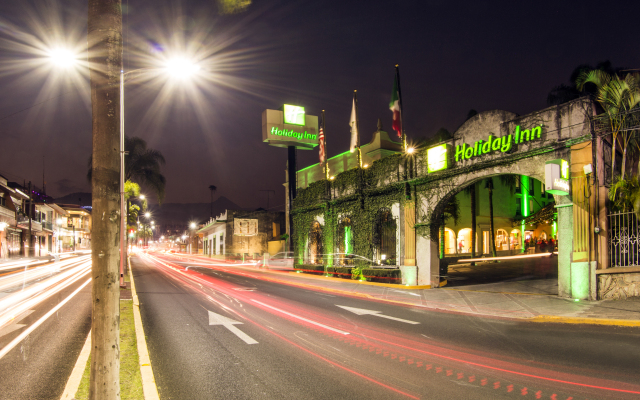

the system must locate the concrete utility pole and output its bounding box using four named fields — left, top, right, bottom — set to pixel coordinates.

left=88, top=0, right=122, bottom=398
